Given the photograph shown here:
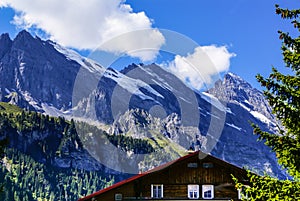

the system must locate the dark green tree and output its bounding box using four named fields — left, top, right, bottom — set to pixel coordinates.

left=236, top=4, right=300, bottom=200
left=0, top=138, right=8, bottom=192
